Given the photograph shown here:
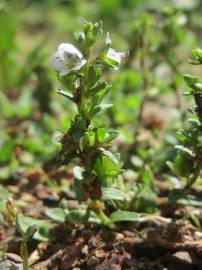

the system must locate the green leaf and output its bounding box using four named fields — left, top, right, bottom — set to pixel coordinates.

left=36, top=226, right=51, bottom=242
left=25, top=225, right=37, bottom=240
left=101, top=56, right=119, bottom=69
left=102, top=187, right=126, bottom=201
left=88, top=130, right=96, bottom=146
left=104, top=130, right=119, bottom=143
left=194, top=83, right=202, bottom=91
left=0, top=139, right=15, bottom=163
left=88, top=81, right=111, bottom=96
left=96, top=127, right=106, bottom=143
left=87, top=66, right=102, bottom=87
left=191, top=48, right=202, bottom=64
left=172, top=152, right=194, bottom=177
left=139, top=165, right=154, bottom=188
left=16, top=214, right=51, bottom=241
left=93, top=154, right=121, bottom=178
left=135, top=186, right=156, bottom=213
left=91, top=103, right=113, bottom=116
left=175, top=145, right=194, bottom=157
left=110, top=210, right=139, bottom=223
left=175, top=129, right=187, bottom=142
left=189, top=213, right=202, bottom=230
left=57, top=89, right=74, bottom=100
left=65, top=205, right=89, bottom=224
left=99, top=148, right=119, bottom=164
left=166, top=161, right=174, bottom=172
left=183, top=74, right=200, bottom=87
left=46, top=208, right=67, bottom=223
